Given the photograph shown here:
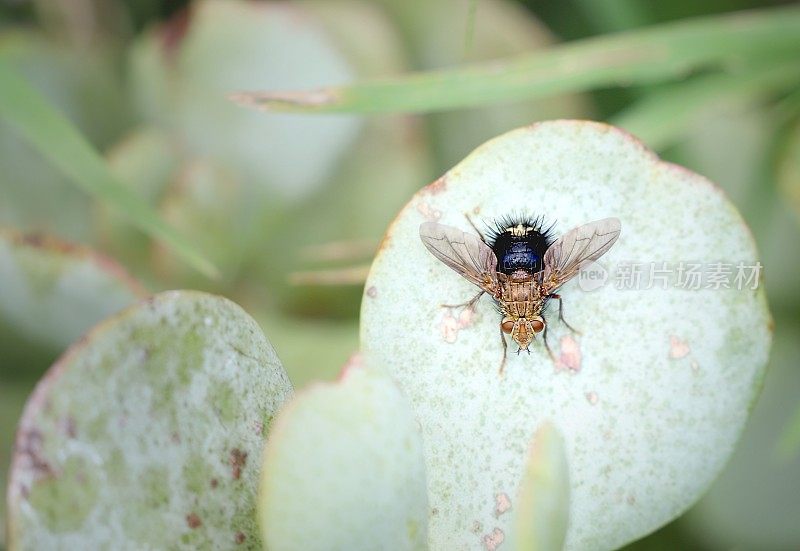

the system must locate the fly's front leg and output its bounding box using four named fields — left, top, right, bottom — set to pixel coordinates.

left=542, top=323, right=556, bottom=362
left=548, top=293, right=581, bottom=335
left=498, top=326, right=508, bottom=376
left=441, top=290, right=484, bottom=312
